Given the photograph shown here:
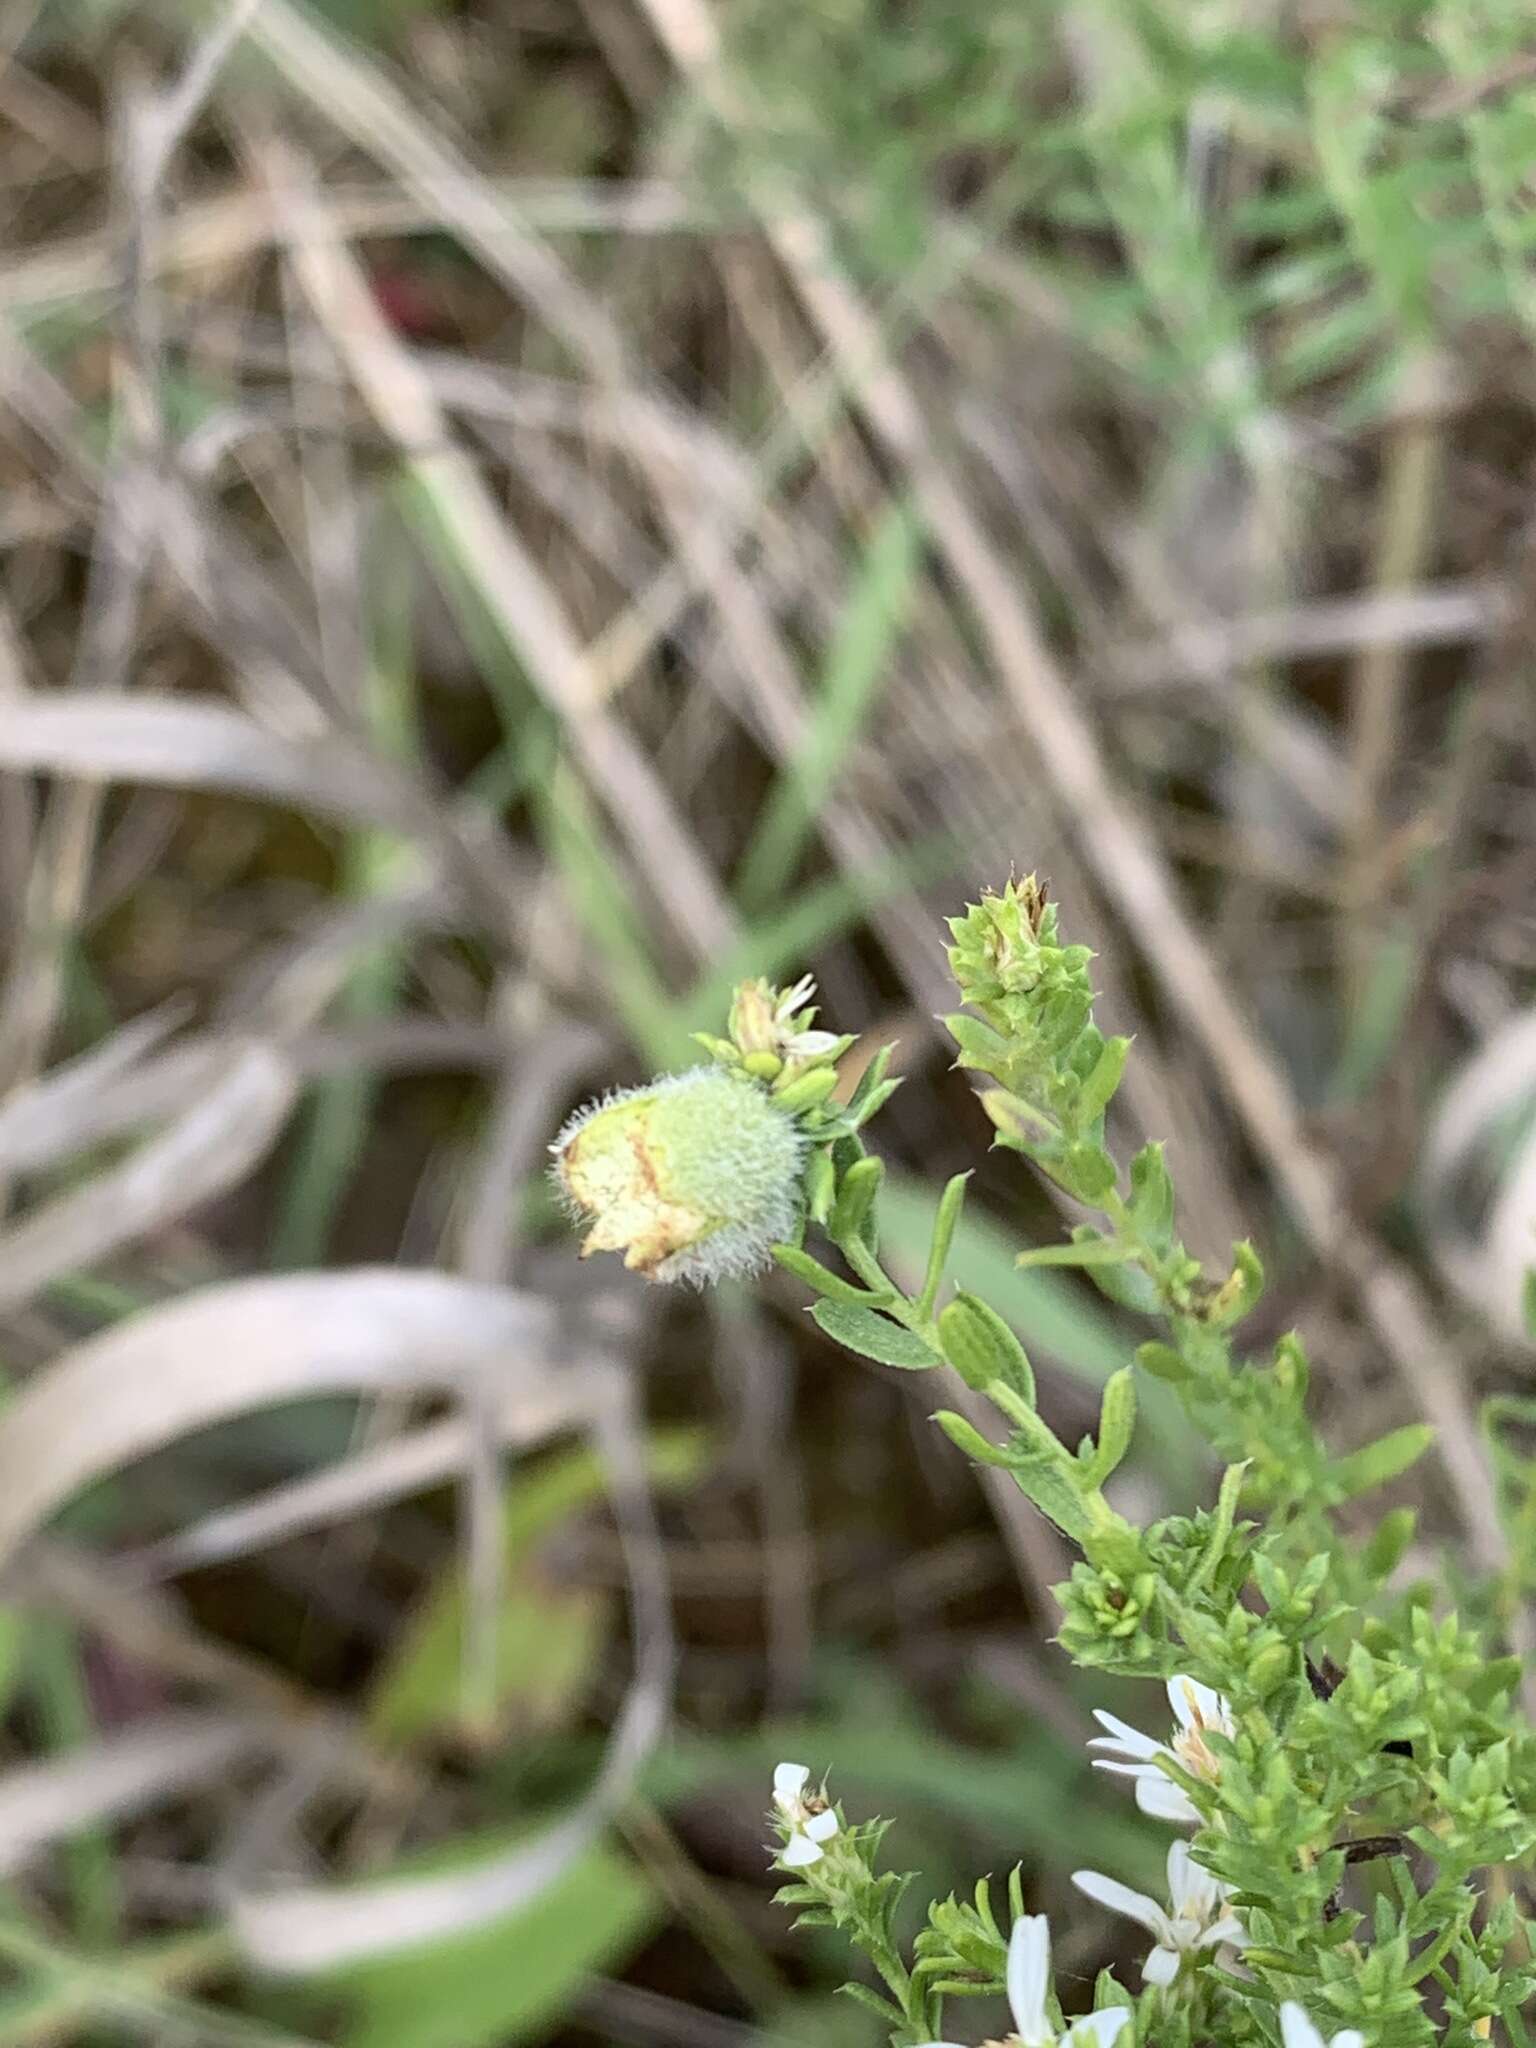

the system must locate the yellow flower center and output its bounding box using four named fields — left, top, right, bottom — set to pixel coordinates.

left=1170, top=1682, right=1225, bottom=1782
